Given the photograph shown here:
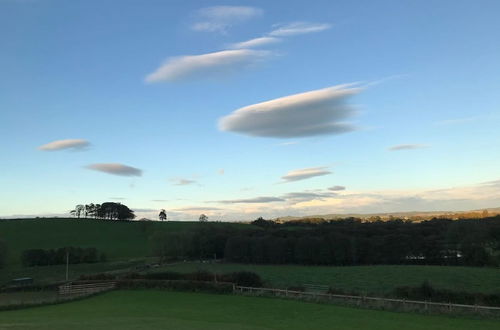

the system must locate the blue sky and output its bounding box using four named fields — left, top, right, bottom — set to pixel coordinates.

left=1, top=0, right=499, bottom=220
